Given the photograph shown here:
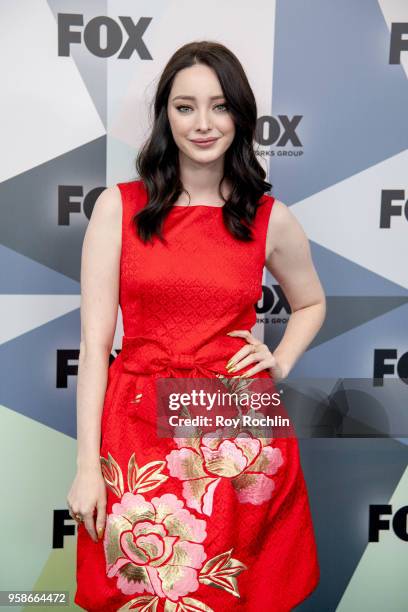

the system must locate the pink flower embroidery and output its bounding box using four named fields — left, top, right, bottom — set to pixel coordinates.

left=104, top=492, right=207, bottom=602
left=165, top=430, right=284, bottom=515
